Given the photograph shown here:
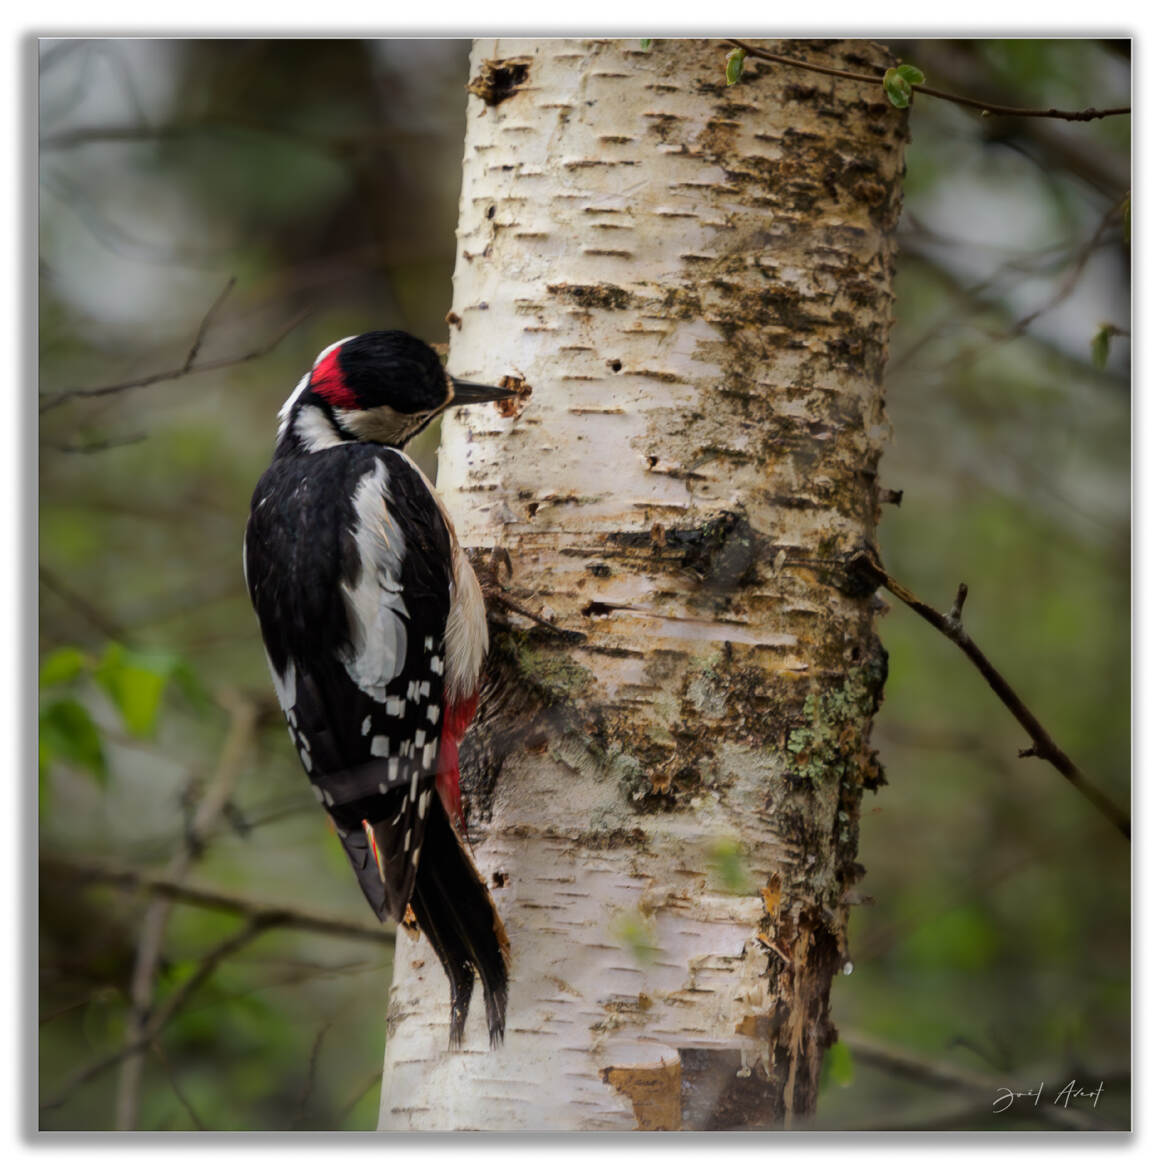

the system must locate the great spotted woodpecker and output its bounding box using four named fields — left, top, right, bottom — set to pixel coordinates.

left=243, top=330, right=514, bottom=1047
